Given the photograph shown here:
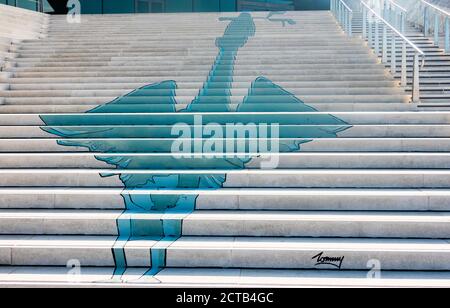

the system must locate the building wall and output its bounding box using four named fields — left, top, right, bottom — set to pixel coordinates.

left=1, top=0, right=330, bottom=13
left=0, top=0, right=41, bottom=11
